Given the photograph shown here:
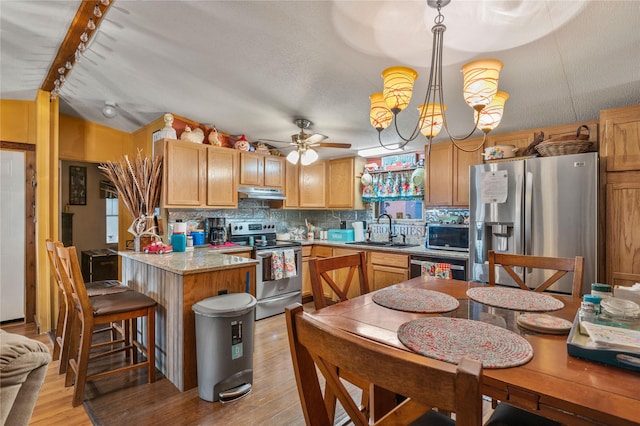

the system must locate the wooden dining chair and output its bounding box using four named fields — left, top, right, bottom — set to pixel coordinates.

left=309, top=251, right=371, bottom=421
left=285, top=303, right=483, bottom=426
left=488, top=250, right=584, bottom=297
left=55, top=243, right=157, bottom=407
left=45, top=239, right=131, bottom=375
left=309, top=251, right=370, bottom=310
